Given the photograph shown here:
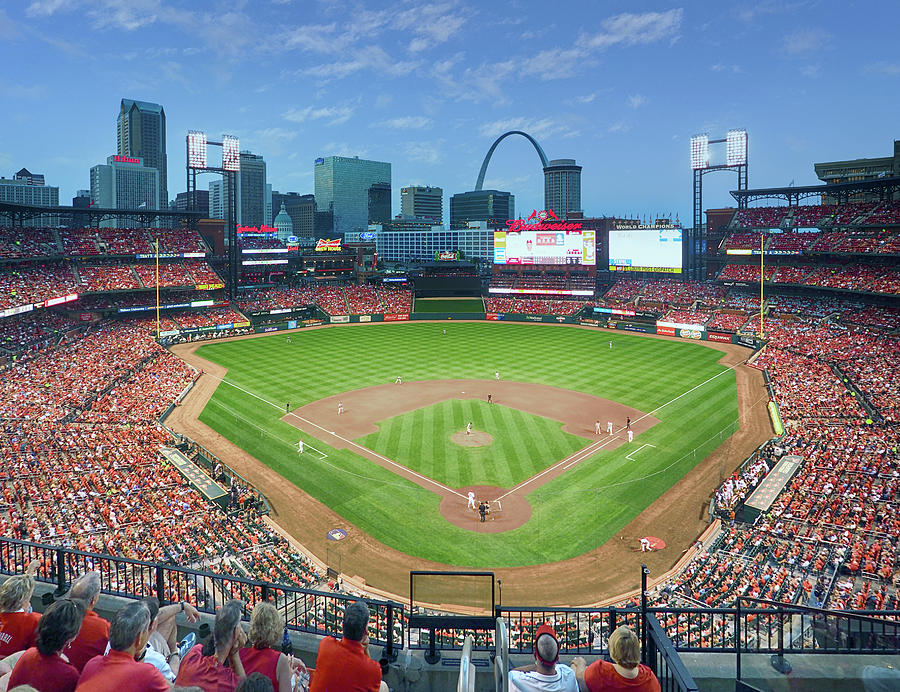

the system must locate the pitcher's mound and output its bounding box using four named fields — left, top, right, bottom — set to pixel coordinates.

left=452, top=430, right=493, bottom=447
